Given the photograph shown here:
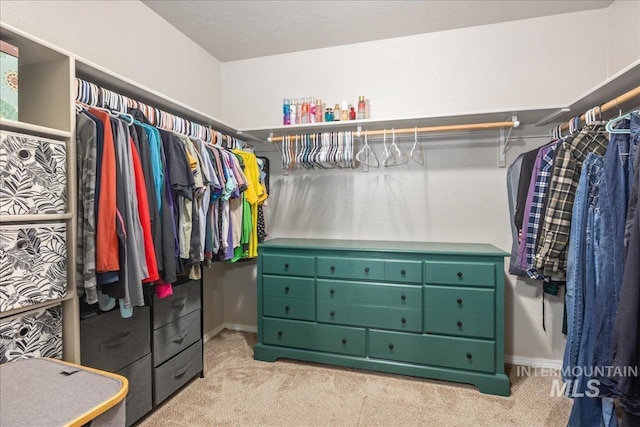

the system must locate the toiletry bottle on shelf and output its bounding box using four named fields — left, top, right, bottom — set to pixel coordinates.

left=290, top=98, right=297, bottom=125
left=325, top=108, right=334, bottom=122
left=341, top=100, right=349, bottom=121
left=315, top=99, right=323, bottom=122
left=334, top=103, right=341, bottom=121
left=349, top=106, right=356, bottom=120
left=283, top=98, right=291, bottom=125
left=310, top=98, right=316, bottom=123
left=295, top=98, right=302, bottom=124
left=301, top=97, right=309, bottom=124
left=357, top=96, right=366, bottom=120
